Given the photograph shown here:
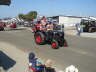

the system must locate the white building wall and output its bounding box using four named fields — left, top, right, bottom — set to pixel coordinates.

left=59, top=16, right=81, bottom=27
left=59, top=16, right=68, bottom=26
